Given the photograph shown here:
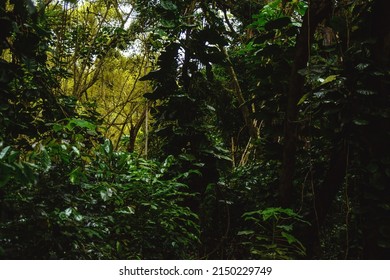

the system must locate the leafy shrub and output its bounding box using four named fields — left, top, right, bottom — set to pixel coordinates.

left=238, top=207, right=309, bottom=259
left=0, top=129, right=199, bottom=259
